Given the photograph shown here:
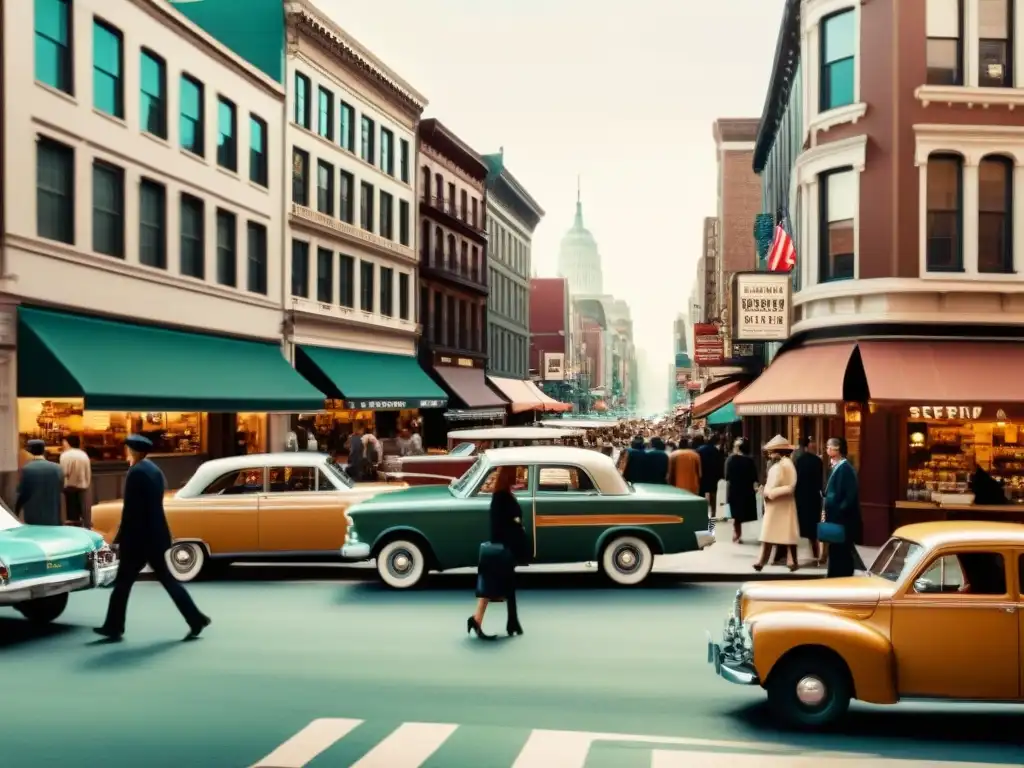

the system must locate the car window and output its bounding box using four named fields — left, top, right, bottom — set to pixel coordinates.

left=869, top=537, right=925, bottom=582
left=537, top=465, right=596, bottom=493
left=914, top=551, right=1007, bottom=595
left=450, top=442, right=474, bottom=457
left=201, top=468, right=265, bottom=495
left=475, top=465, right=529, bottom=496
left=317, top=470, right=337, bottom=491
left=268, top=466, right=316, bottom=493
left=324, top=458, right=354, bottom=488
